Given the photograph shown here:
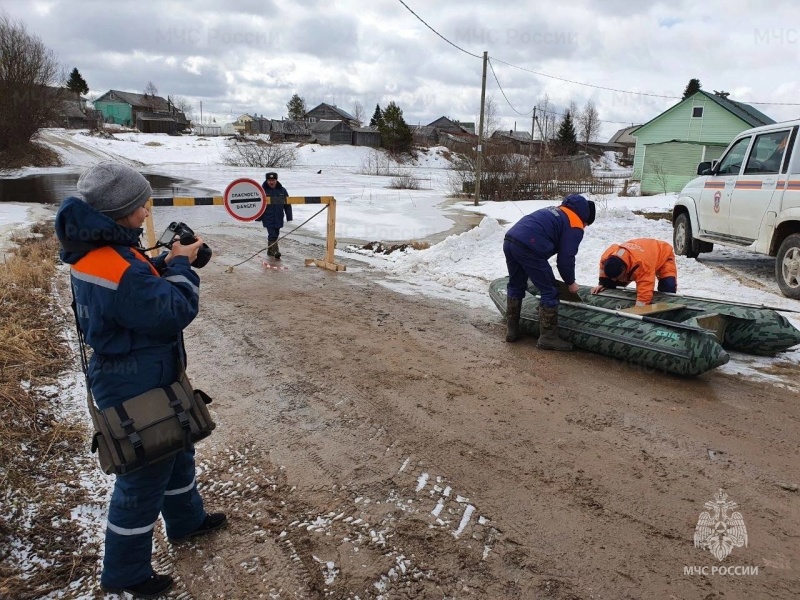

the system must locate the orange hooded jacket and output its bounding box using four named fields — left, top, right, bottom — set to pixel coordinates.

left=598, top=238, right=677, bottom=305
